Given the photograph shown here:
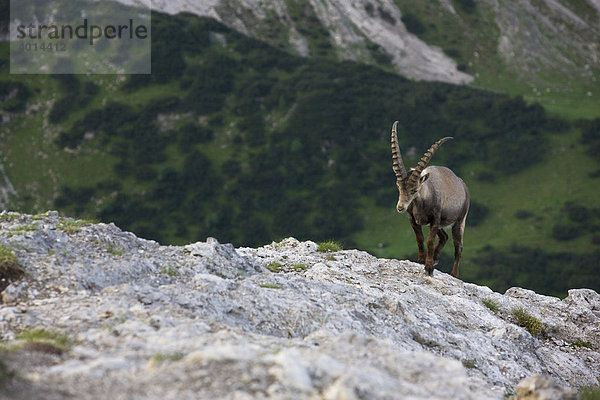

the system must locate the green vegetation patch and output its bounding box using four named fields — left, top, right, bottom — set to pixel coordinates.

left=579, top=386, right=600, bottom=400
left=481, top=298, right=500, bottom=313
left=258, top=283, right=282, bottom=289
left=292, top=263, right=308, bottom=271
left=0, top=81, right=31, bottom=113
left=0, top=244, right=24, bottom=292
left=571, top=339, right=592, bottom=349
left=286, top=1, right=333, bottom=58
left=160, top=266, right=178, bottom=276
left=106, top=246, right=124, bottom=256
left=473, top=245, right=599, bottom=298
left=266, top=261, right=284, bottom=273
left=17, top=328, right=71, bottom=354
left=265, top=262, right=308, bottom=273
left=57, top=218, right=96, bottom=234
left=317, top=241, right=343, bottom=253
left=151, top=352, right=184, bottom=363
left=511, top=307, right=542, bottom=336
left=6, top=224, right=38, bottom=237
